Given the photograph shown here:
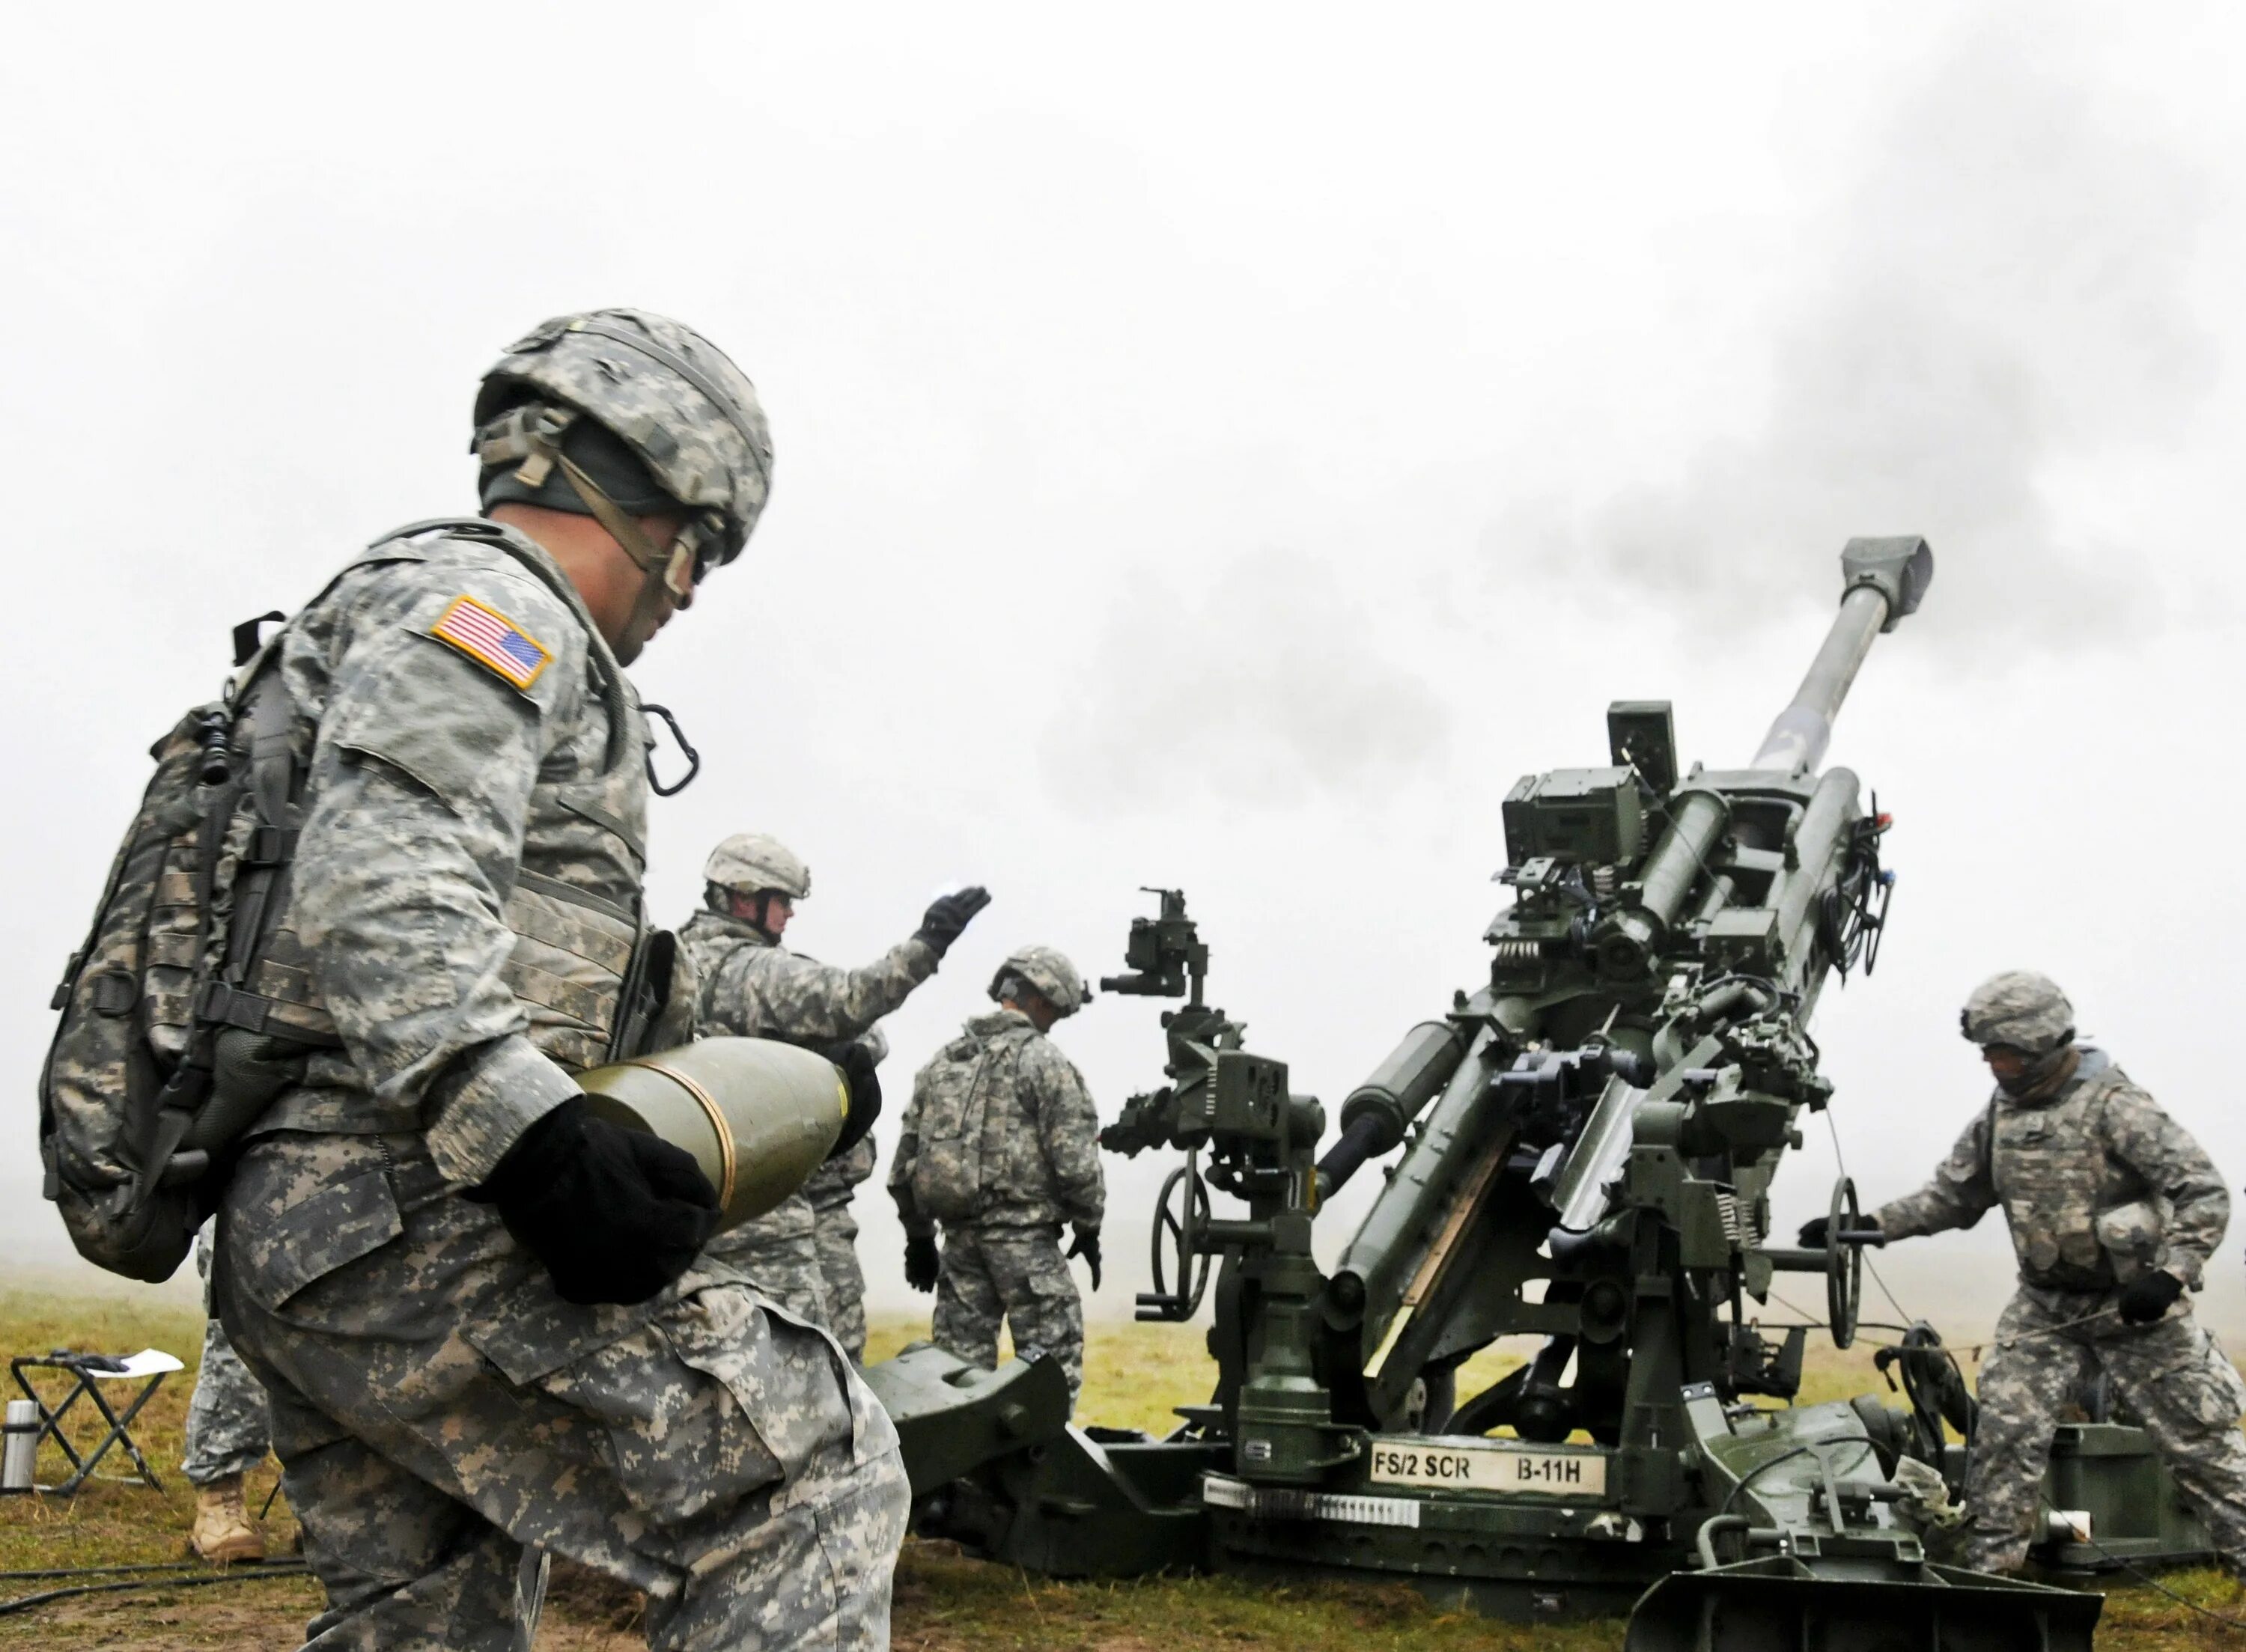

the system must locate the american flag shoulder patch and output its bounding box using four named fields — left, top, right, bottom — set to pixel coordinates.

left=427, top=594, right=553, bottom=690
